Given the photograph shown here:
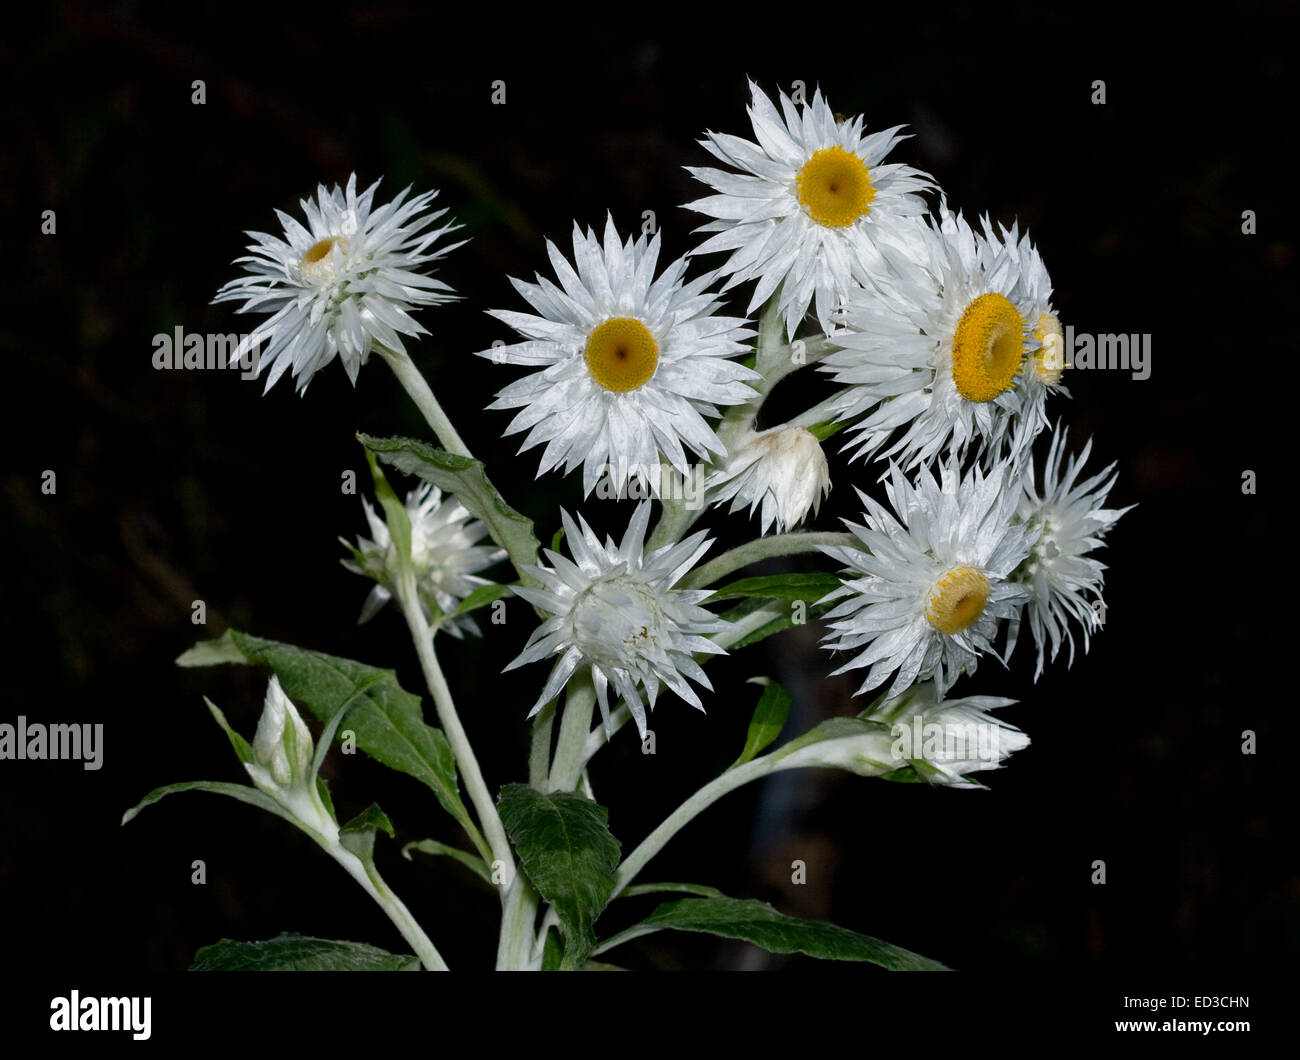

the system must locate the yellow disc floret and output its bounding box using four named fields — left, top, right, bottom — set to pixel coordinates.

left=300, top=236, right=344, bottom=279
left=950, top=292, right=1025, bottom=402
left=796, top=146, right=875, bottom=228
left=584, top=317, right=659, bottom=392
left=1032, top=311, right=1066, bottom=387
left=926, top=566, right=991, bottom=634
